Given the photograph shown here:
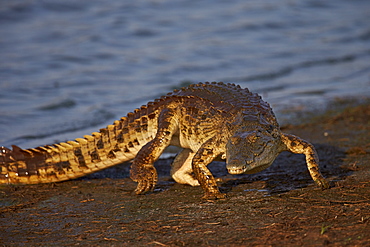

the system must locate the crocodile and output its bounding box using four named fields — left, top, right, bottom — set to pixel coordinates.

left=0, top=82, right=329, bottom=199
